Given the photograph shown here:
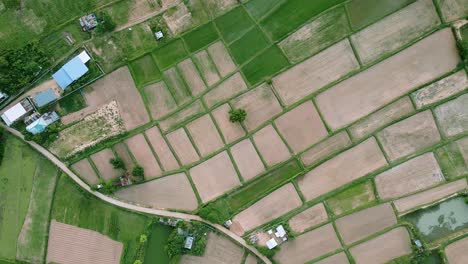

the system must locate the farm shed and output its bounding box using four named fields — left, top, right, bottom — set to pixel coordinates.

left=52, top=51, right=90, bottom=90
left=79, top=13, right=98, bottom=31
left=26, top=112, right=59, bottom=134
left=33, top=88, right=57, bottom=107
left=1, top=99, right=33, bottom=126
